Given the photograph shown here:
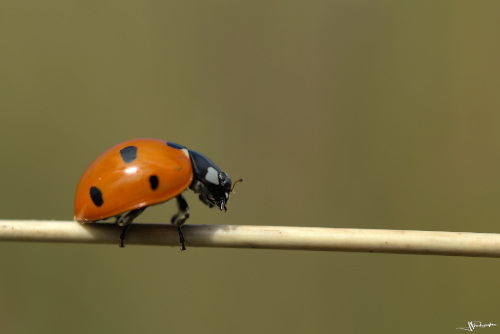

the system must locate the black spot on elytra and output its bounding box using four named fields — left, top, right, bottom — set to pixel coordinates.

left=120, top=146, right=137, bottom=163
left=149, top=175, right=159, bottom=190
left=167, top=142, right=185, bottom=150
left=90, top=187, right=103, bottom=207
